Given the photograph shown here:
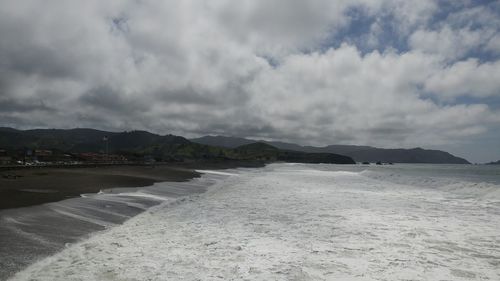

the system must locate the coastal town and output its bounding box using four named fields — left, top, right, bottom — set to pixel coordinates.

left=0, top=148, right=130, bottom=167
